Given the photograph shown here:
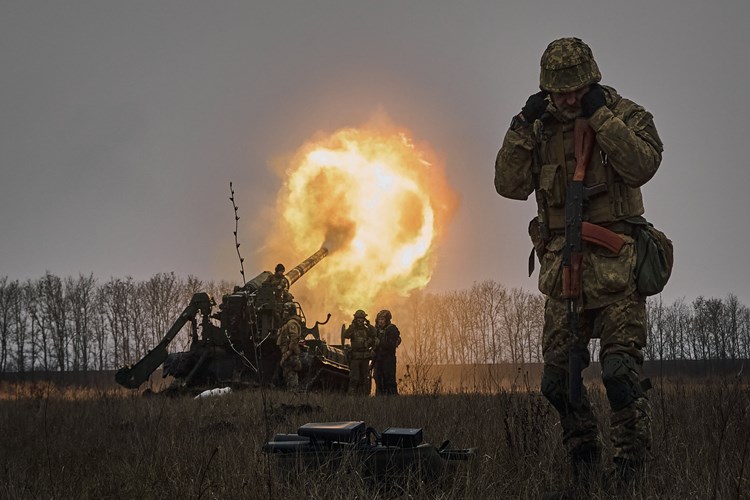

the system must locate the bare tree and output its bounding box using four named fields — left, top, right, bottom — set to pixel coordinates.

left=724, top=293, right=741, bottom=360
left=141, top=272, right=189, bottom=353
left=0, top=278, right=10, bottom=372
left=65, top=274, right=97, bottom=371
left=645, top=297, right=666, bottom=361
left=101, top=277, right=135, bottom=367
left=470, top=281, right=507, bottom=363
left=39, top=273, right=71, bottom=371
left=92, top=286, right=109, bottom=370
left=738, top=303, right=750, bottom=360
left=9, top=281, right=30, bottom=372
left=498, top=288, right=538, bottom=364
left=27, top=278, right=53, bottom=371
